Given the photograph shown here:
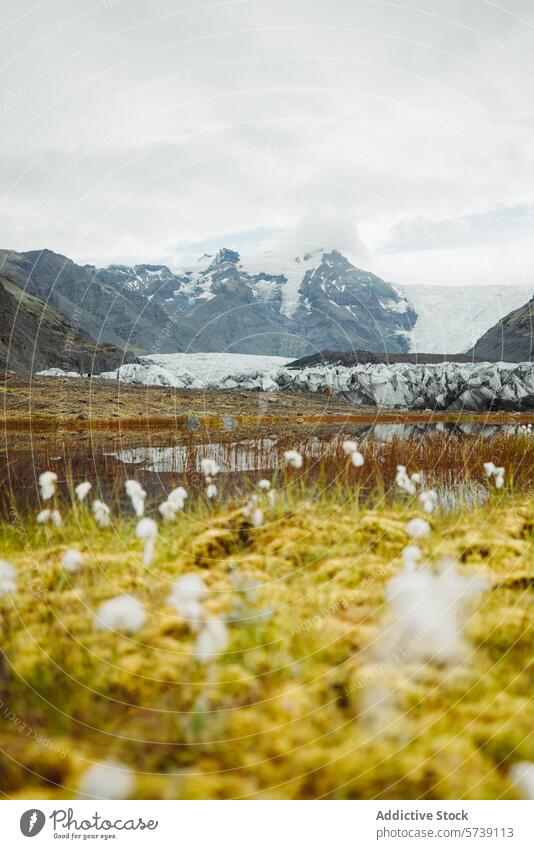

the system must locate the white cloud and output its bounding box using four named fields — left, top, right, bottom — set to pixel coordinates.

left=1, top=0, right=534, bottom=285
